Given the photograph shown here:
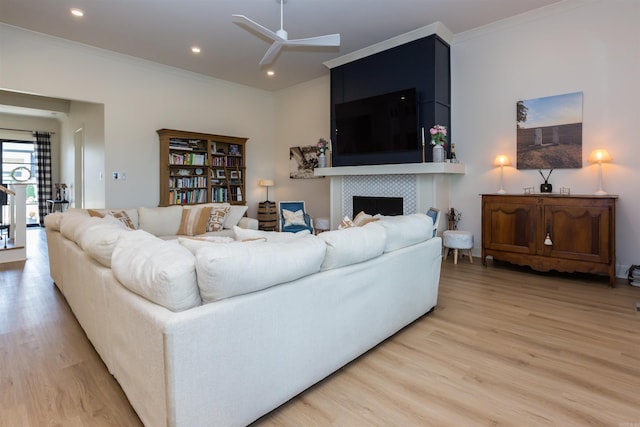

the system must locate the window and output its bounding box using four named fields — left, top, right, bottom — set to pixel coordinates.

left=1, top=140, right=39, bottom=226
